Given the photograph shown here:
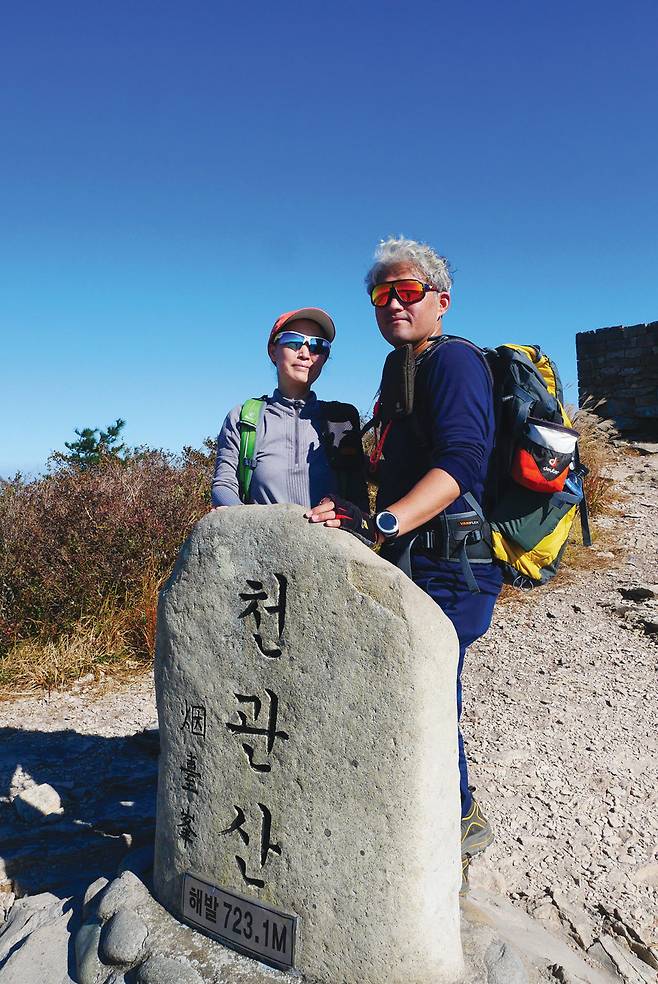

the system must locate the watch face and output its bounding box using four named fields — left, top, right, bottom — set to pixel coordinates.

left=377, top=511, right=398, bottom=536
